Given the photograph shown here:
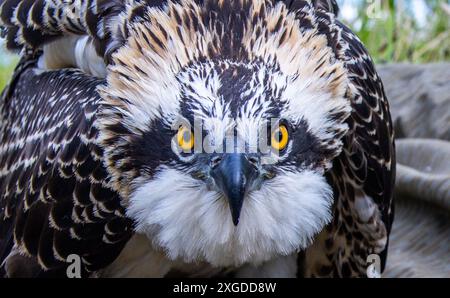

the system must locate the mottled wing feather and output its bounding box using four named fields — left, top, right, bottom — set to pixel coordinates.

left=0, top=57, right=132, bottom=277
left=0, top=0, right=124, bottom=56
left=291, top=10, right=395, bottom=276
left=339, top=21, right=395, bottom=269
left=0, top=0, right=173, bottom=61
